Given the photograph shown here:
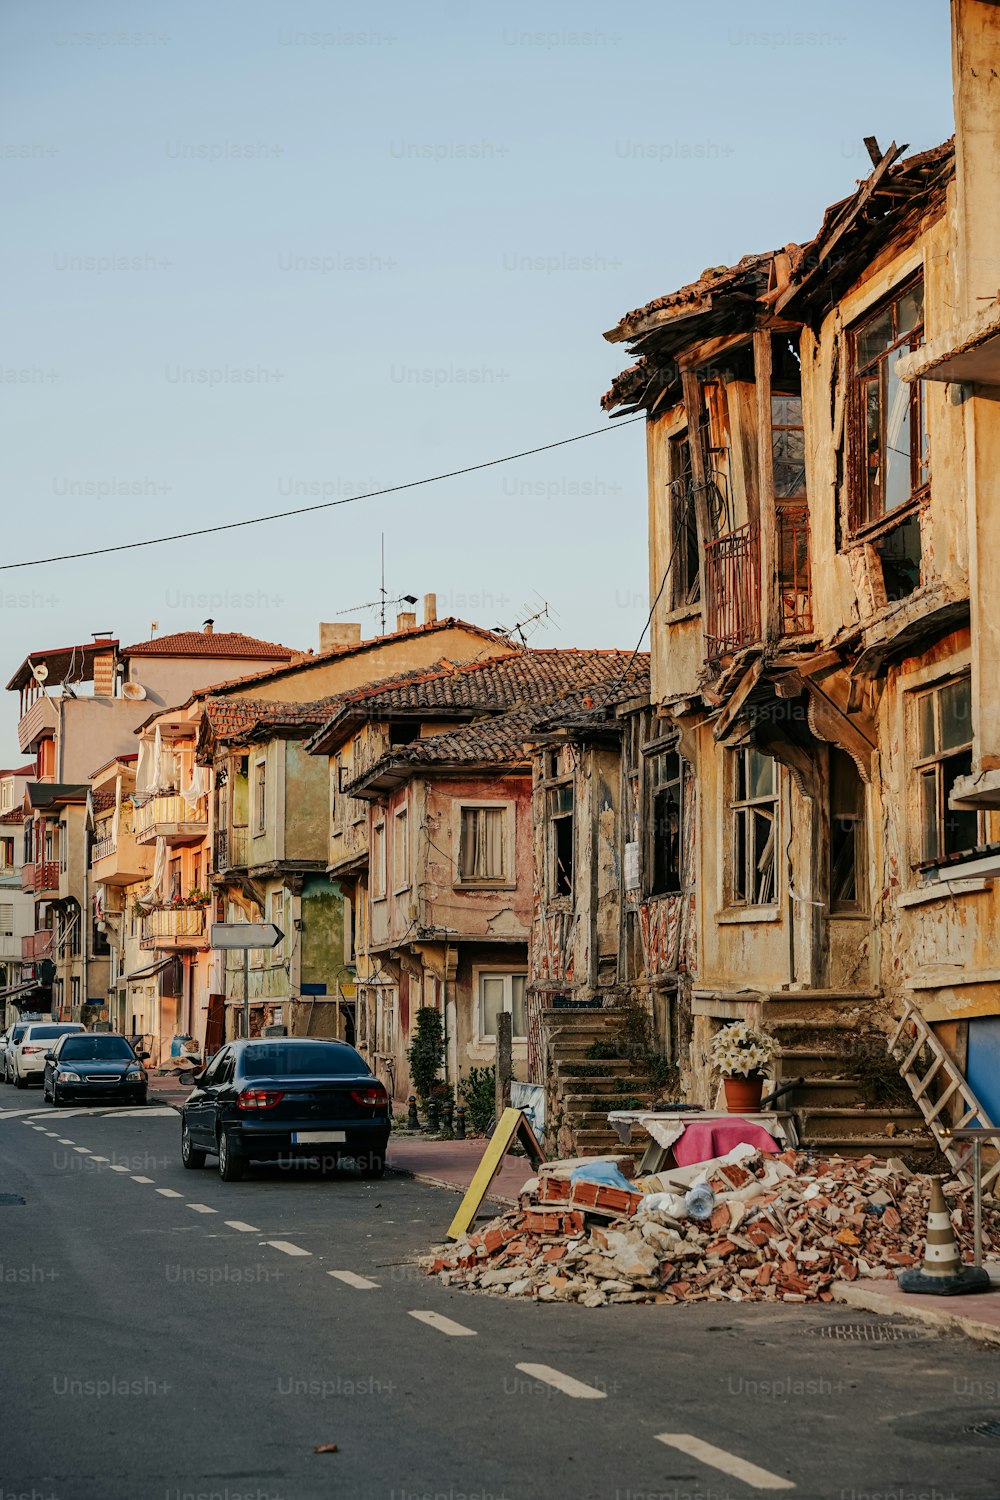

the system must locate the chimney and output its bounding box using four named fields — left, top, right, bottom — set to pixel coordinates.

left=319, top=621, right=363, bottom=653
left=203, top=619, right=214, bottom=636
left=423, top=592, right=438, bottom=625
left=396, top=611, right=417, bottom=633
